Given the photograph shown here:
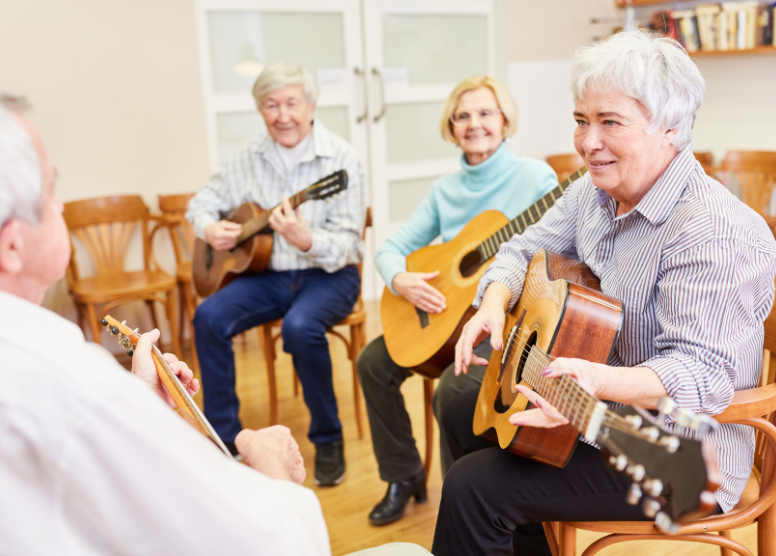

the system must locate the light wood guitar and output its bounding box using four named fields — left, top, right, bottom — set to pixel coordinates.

left=381, top=167, right=587, bottom=377
left=100, top=316, right=232, bottom=457
left=192, top=170, right=348, bottom=297
left=474, top=250, right=719, bottom=528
